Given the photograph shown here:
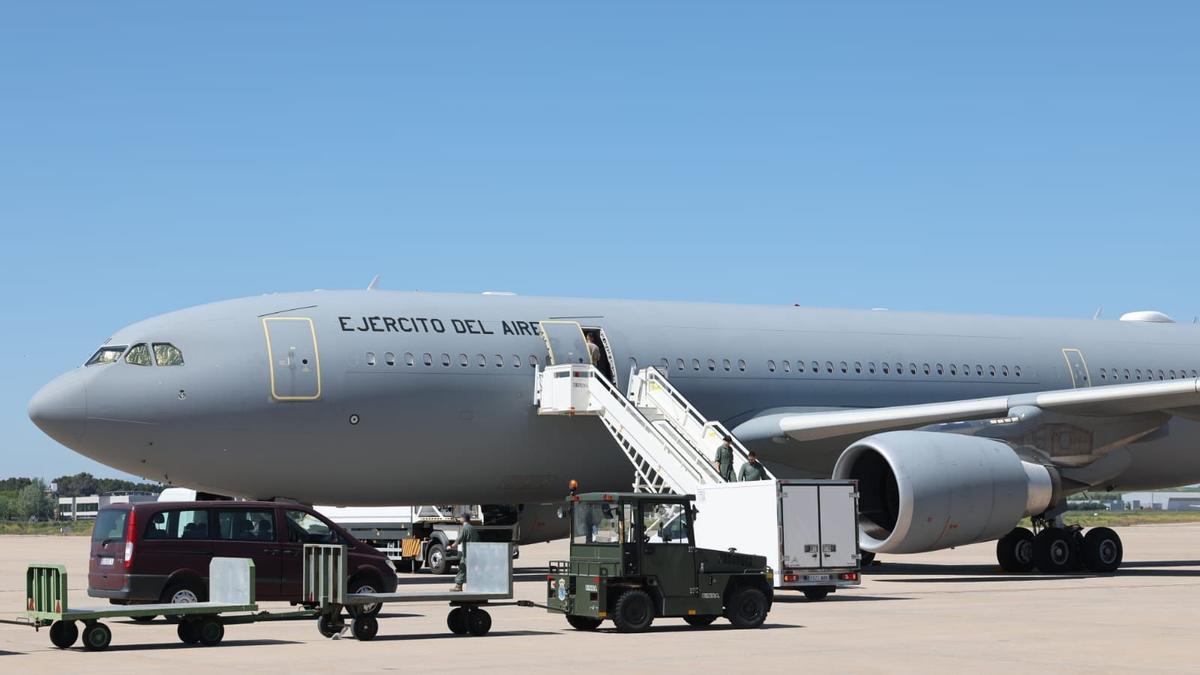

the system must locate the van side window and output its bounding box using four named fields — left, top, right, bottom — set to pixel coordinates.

left=215, top=509, right=276, bottom=541
left=145, top=508, right=210, bottom=540
left=285, top=509, right=340, bottom=544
